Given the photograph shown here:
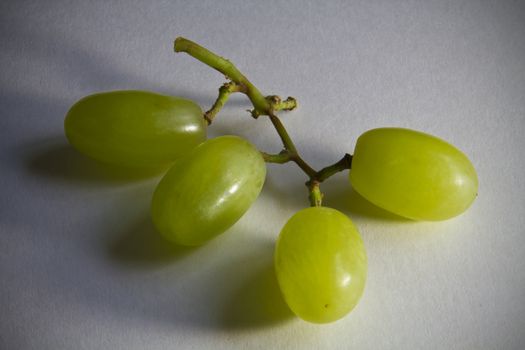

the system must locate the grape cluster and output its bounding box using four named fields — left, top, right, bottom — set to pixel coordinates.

left=64, top=38, right=478, bottom=324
